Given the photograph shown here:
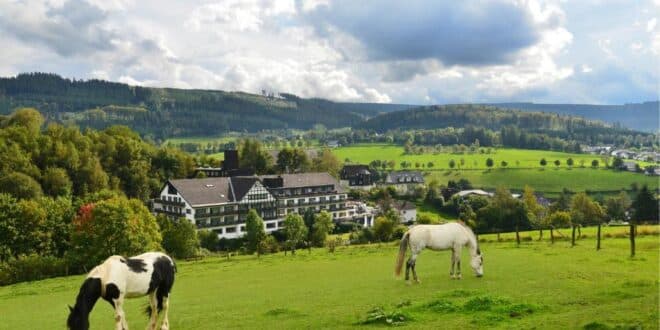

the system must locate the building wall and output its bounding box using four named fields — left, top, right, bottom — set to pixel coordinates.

left=154, top=181, right=349, bottom=239
left=400, top=209, right=416, bottom=223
